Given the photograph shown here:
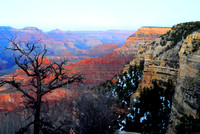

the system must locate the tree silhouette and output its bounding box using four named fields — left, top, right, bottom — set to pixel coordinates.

left=123, top=80, right=174, bottom=133
left=0, top=38, right=82, bottom=134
